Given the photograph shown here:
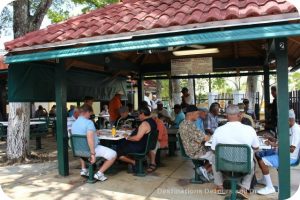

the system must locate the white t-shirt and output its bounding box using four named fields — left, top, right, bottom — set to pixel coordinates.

left=183, top=95, right=193, bottom=105
left=211, top=121, right=259, bottom=160
left=290, top=123, right=300, bottom=160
